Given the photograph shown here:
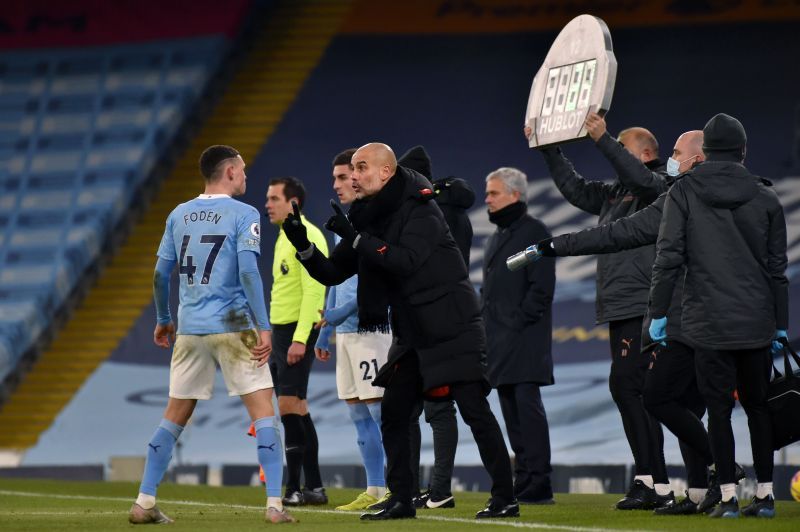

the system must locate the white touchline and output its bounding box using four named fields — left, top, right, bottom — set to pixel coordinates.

left=0, top=511, right=120, bottom=516
left=0, top=490, right=644, bottom=532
